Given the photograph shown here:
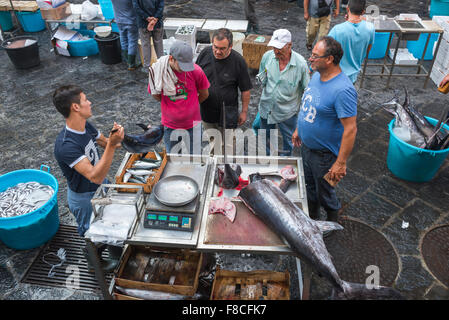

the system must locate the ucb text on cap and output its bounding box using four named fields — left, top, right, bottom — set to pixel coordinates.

left=169, top=40, right=195, bottom=72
